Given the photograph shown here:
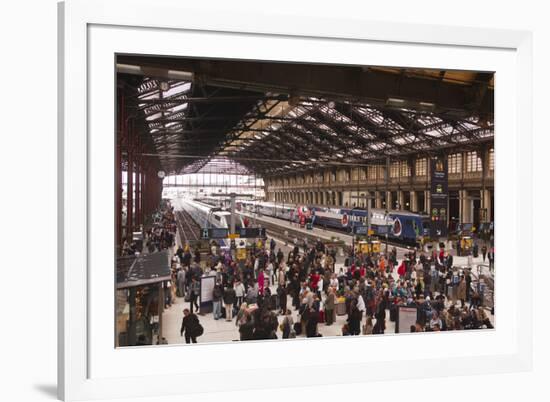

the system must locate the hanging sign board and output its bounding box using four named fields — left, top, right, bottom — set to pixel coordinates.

left=430, top=157, right=449, bottom=237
